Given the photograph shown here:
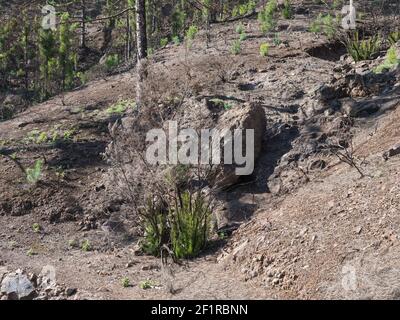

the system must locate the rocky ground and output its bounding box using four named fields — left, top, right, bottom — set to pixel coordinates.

left=1, top=2, right=400, bottom=299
